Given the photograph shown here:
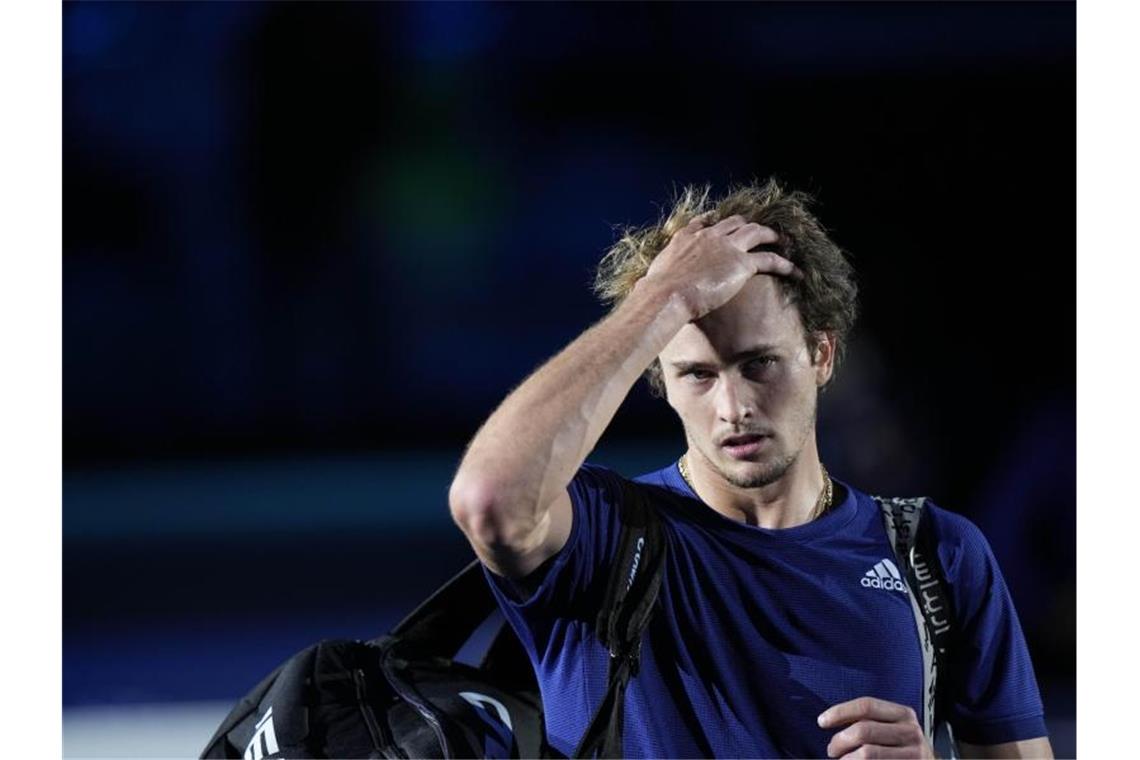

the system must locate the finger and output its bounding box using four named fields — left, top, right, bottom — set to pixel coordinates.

left=682, top=210, right=716, bottom=232
left=826, top=720, right=925, bottom=757
left=818, top=697, right=915, bottom=729
left=708, top=213, right=748, bottom=235
left=727, top=222, right=779, bottom=251
left=749, top=250, right=802, bottom=280
left=838, top=745, right=922, bottom=759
